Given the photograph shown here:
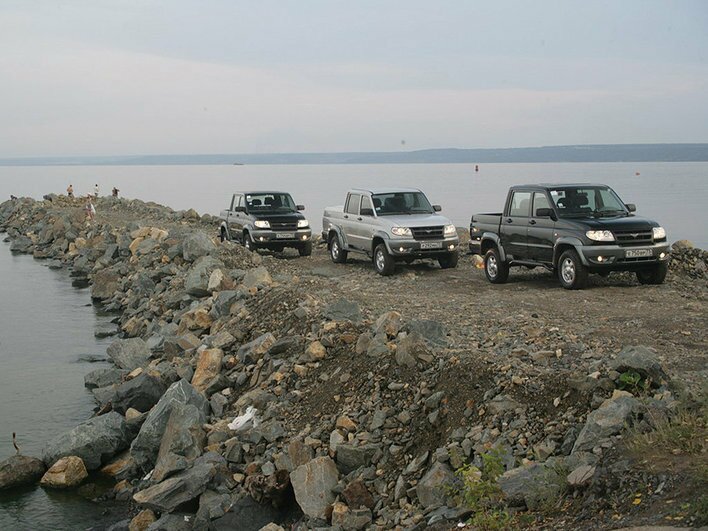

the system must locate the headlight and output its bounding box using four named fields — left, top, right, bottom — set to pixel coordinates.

left=297, top=219, right=309, bottom=228
left=444, top=224, right=456, bottom=236
left=391, top=227, right=412, bottom=237
left=586, top=230, right=614, bottom=242
left=652, top=226, right=666, bottom=240
left=254, top=220, right=270, bottom=229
